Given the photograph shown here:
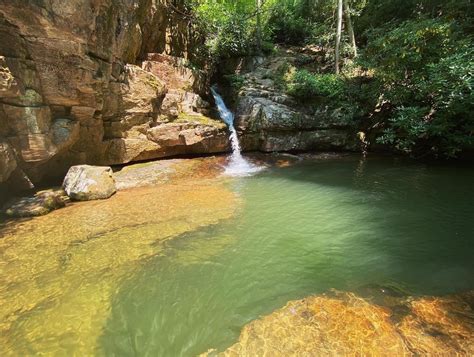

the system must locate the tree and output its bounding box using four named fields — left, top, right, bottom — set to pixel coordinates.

left=335, top=0, right=343, bottom=73
left=256, top=0, right=263, bottom=54
left=344, top=0, right=357, bottom=57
